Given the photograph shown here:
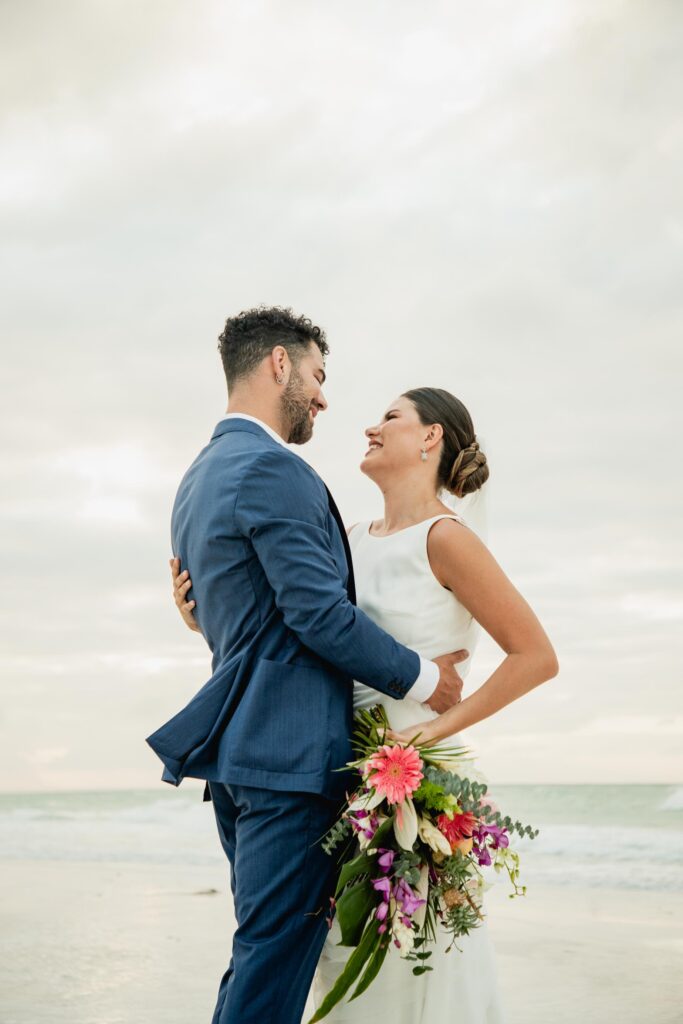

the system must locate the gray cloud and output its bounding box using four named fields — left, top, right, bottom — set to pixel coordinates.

left=1, top=0, right=681, bottom=789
